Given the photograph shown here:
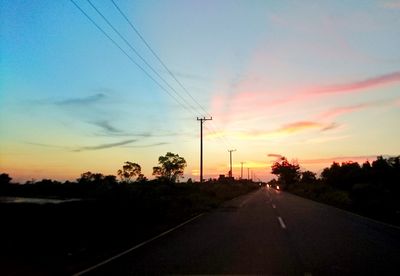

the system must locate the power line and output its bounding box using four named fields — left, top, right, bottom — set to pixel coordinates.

left=86, top=0, right=202, bottom=117
left=70, top=0, right=194, bottom=116
left=204, top=124, right=229, bottom=149
left=110, top=0, right=211, bottom=118
left=110, top=0, right=235, bottom=149
left=209, top=122, right=232, bottom=147
left=72, top=0, right=234, bottom=154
